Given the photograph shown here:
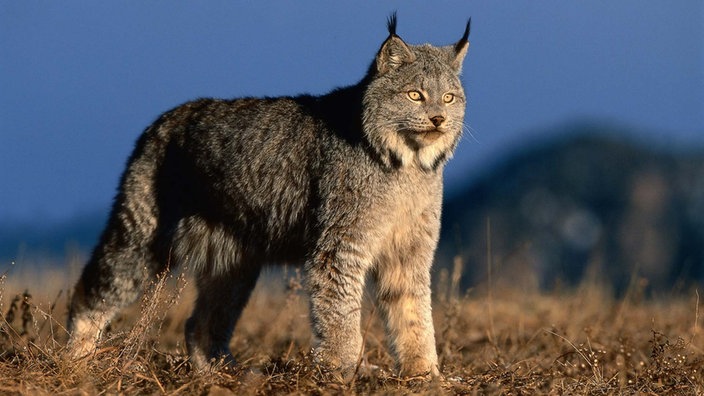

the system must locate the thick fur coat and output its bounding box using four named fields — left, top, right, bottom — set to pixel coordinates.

left=68, top=15, right=470, bottom=377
